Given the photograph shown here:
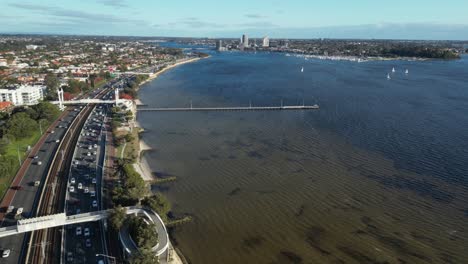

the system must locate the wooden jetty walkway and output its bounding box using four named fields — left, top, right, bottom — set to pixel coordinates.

left=137, top=104, right=319, bottom=112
